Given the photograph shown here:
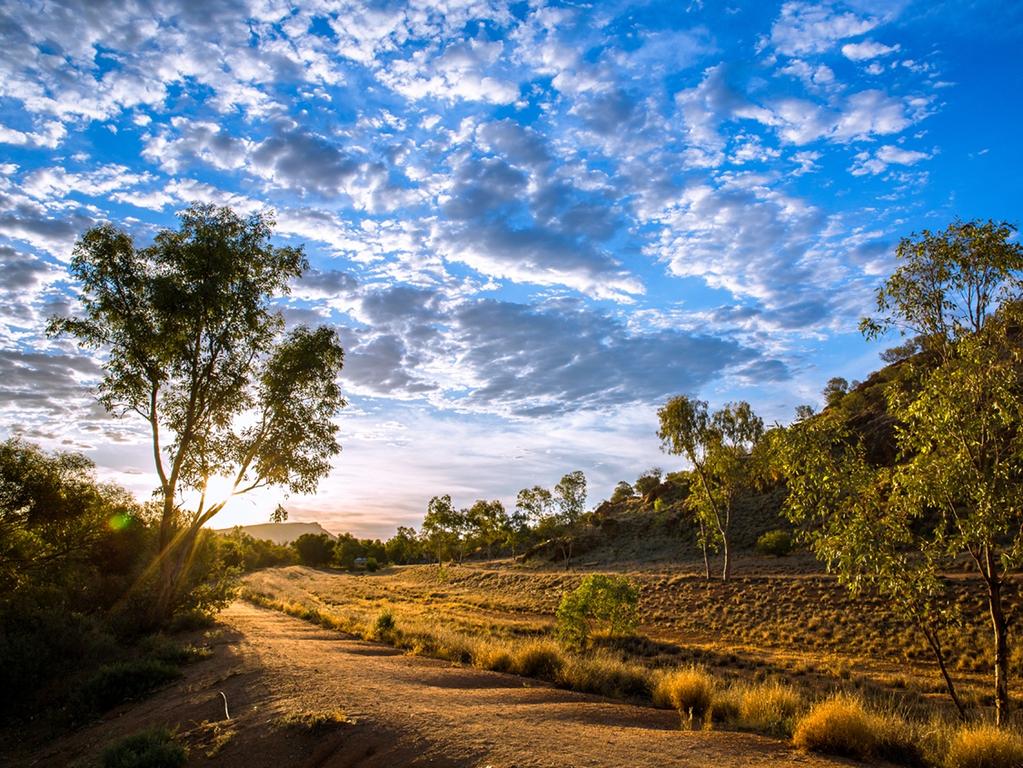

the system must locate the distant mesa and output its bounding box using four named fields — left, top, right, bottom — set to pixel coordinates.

left=213, top=521, right=336, bottom=545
